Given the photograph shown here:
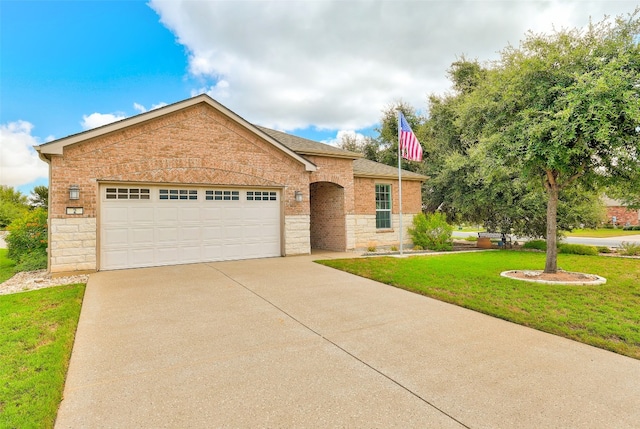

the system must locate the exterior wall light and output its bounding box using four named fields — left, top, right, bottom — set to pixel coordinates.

left=69, top=184, right=80, bottom=200
left=294, top=190, right=303, bottom=202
